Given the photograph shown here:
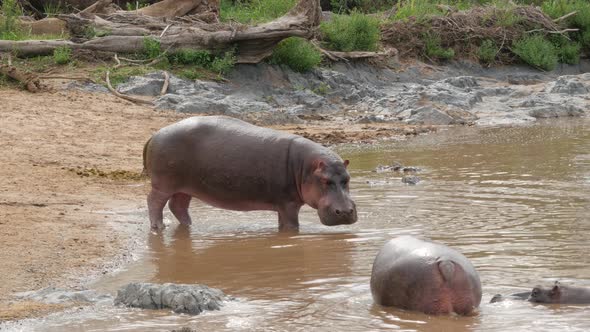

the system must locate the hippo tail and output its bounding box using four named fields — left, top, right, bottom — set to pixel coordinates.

left=142, top=136, right=152, bottom=177
left=437, top=259, right=456, bottom=283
